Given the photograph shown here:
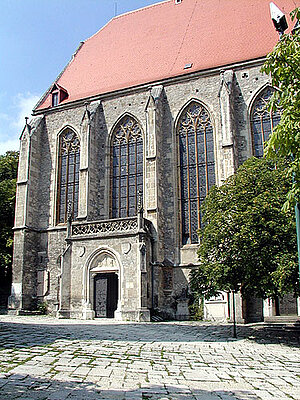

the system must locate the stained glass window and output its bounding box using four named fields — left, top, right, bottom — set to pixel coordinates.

left=251, top=87, right=281, bottom=158
left=111, top=116, right=143, bottom=218
left=57, top=129, right=80, bottom=223
left=178, top=102, right=215, bottom=244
